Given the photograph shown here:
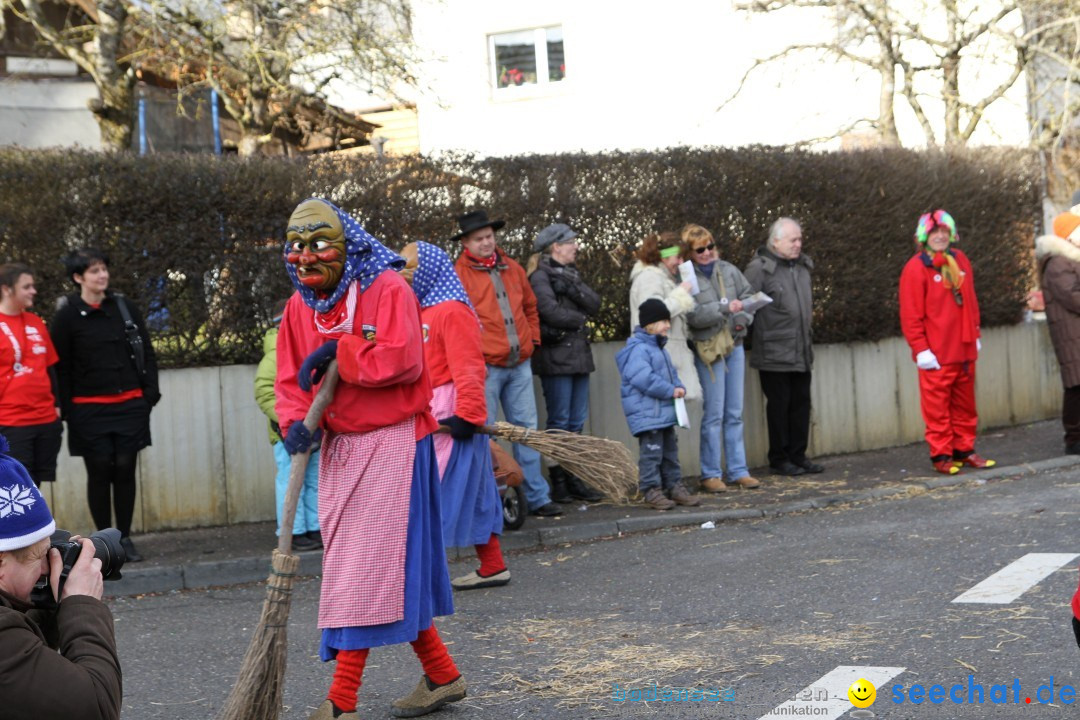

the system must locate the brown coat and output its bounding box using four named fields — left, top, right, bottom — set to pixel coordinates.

left=1037, top=233, right=1080, bottom=388
left=455, top=249, right=541, bottom=368
left=0, top=592, right=122, bottom=720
